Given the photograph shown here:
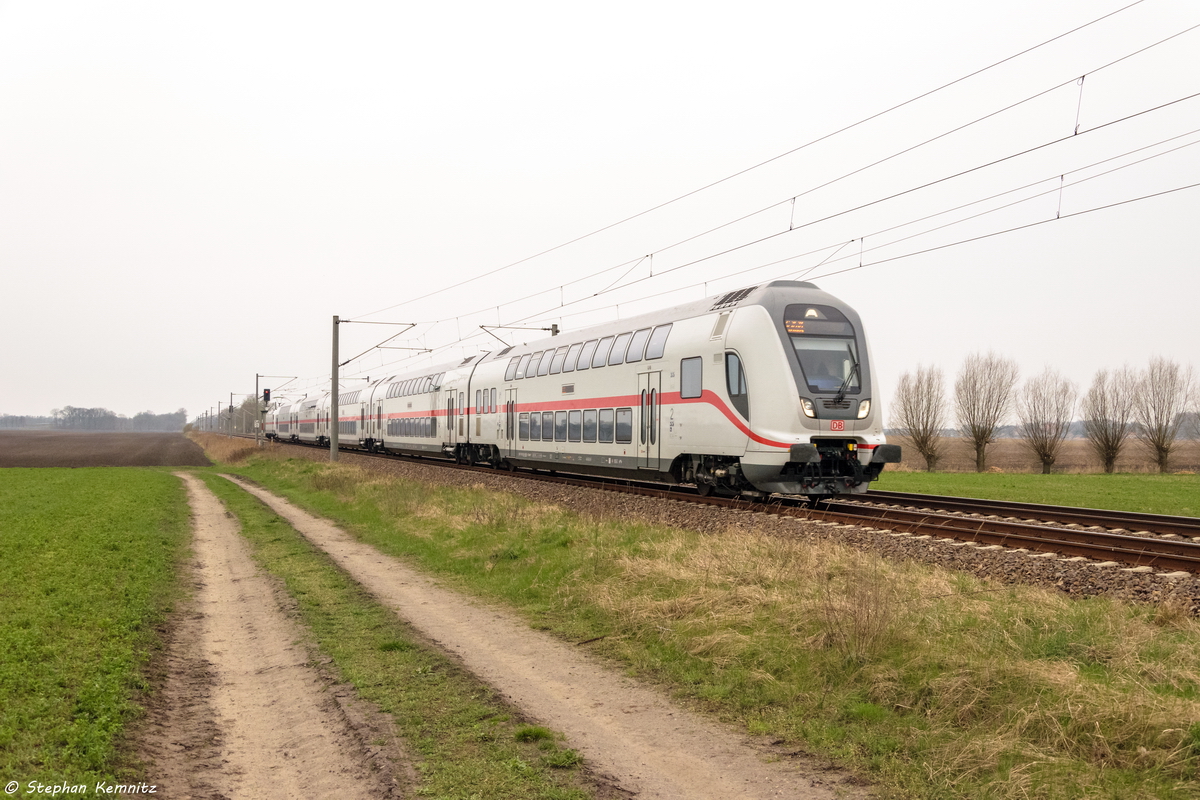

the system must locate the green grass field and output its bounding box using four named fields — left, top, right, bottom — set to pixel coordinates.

left=875, top=471, right=1200, bottom=517
left=219, top=451, right=1200, bottom=800
left=0, top=469, right=189, bottom=793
